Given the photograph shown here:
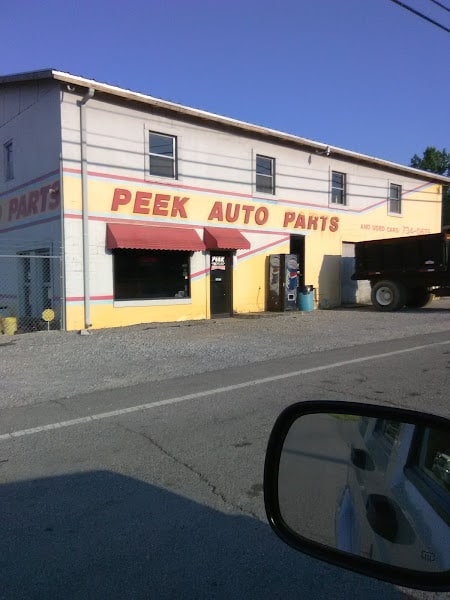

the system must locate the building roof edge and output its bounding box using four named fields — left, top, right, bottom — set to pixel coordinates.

left=1, top=69, right=449, bottom=185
